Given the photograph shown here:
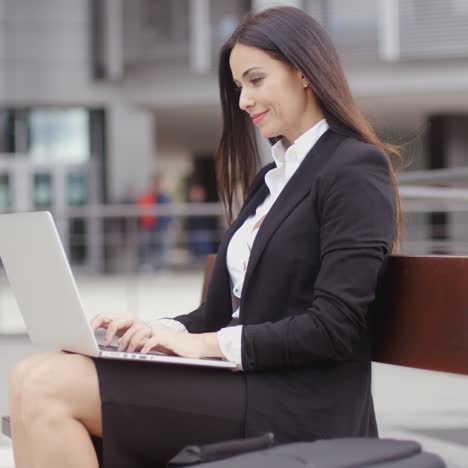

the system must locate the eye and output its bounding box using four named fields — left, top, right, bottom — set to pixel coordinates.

left=232, top=76, right=263, bottom=93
